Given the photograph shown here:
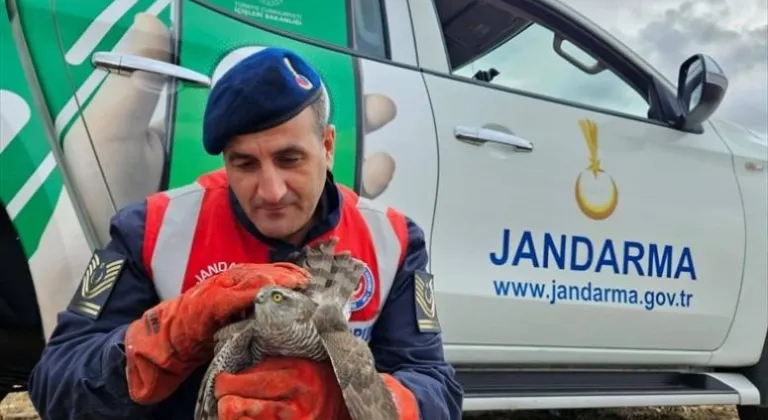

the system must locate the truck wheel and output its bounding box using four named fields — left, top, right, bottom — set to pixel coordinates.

left=0, top=205, right=46, bottom=396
